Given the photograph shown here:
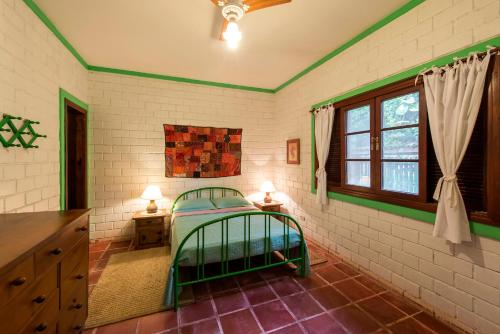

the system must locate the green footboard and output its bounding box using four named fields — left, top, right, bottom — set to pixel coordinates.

left=172, top=211, right=307, bottom=310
